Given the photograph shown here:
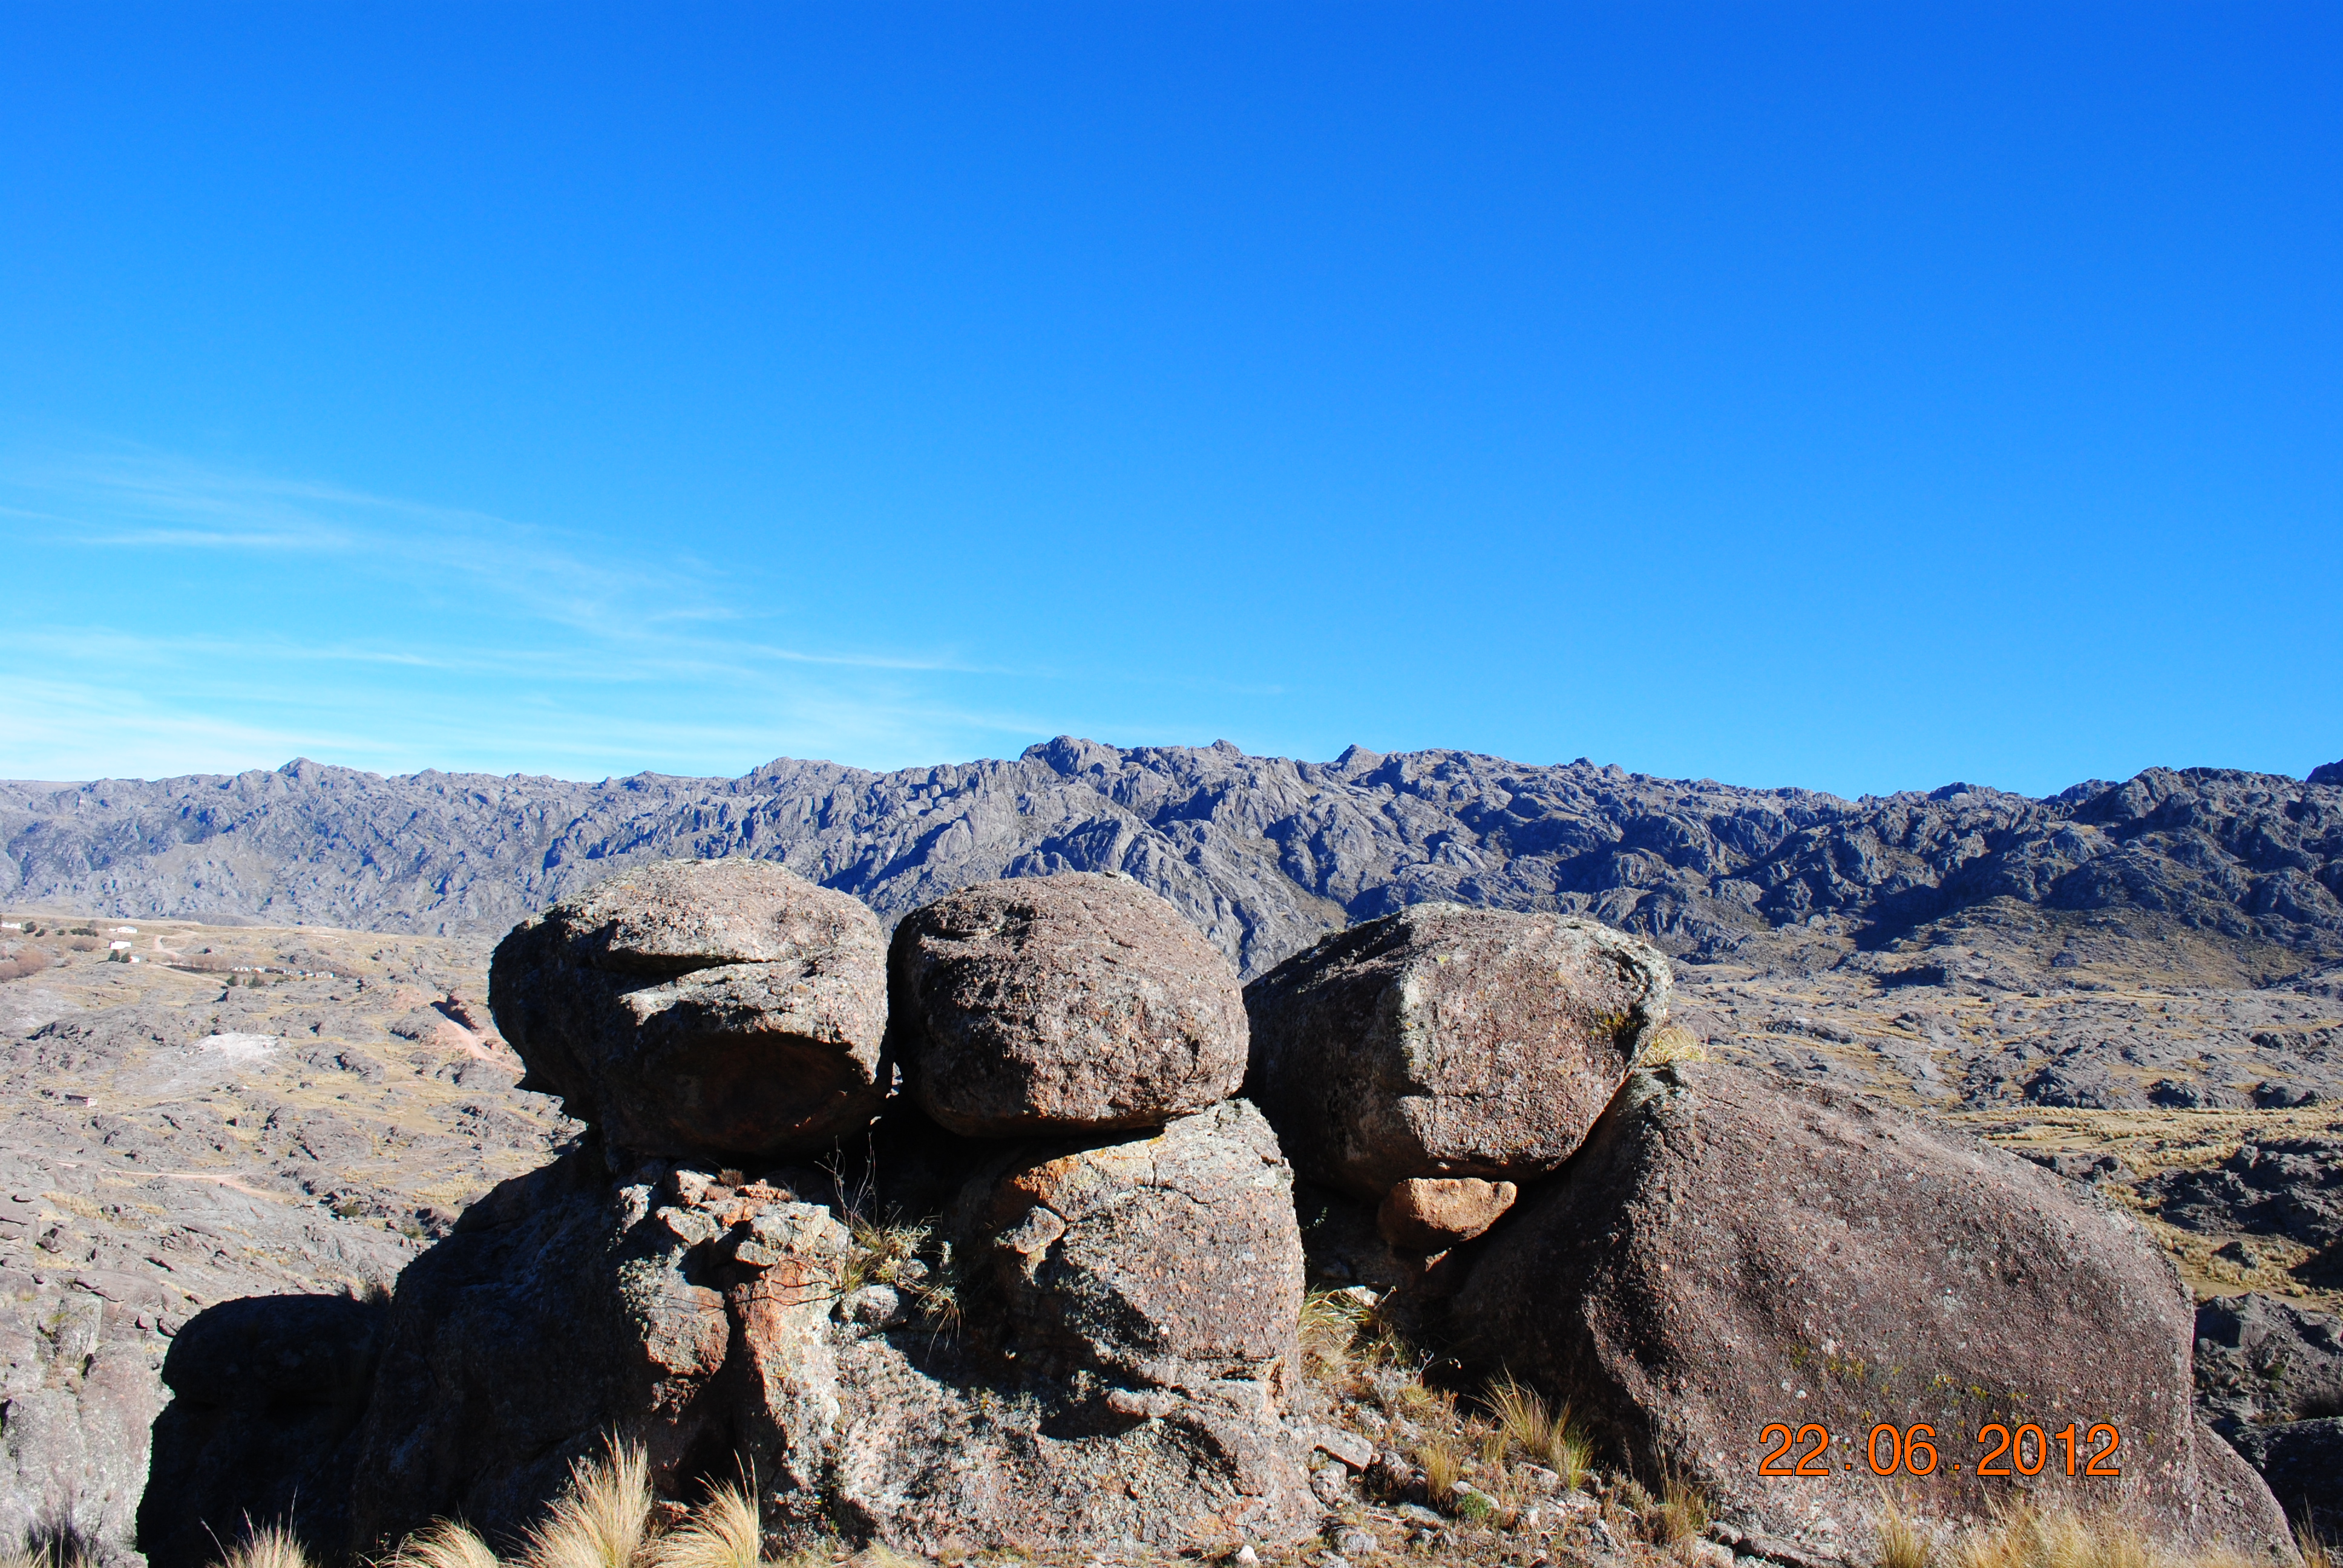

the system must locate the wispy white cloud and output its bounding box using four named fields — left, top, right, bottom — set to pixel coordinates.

left=0, top=443, right=1290, bottom=781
